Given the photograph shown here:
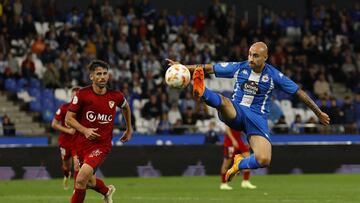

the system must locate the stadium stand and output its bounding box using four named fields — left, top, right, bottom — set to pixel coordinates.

left=0, top=0, right=360, bottom=136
